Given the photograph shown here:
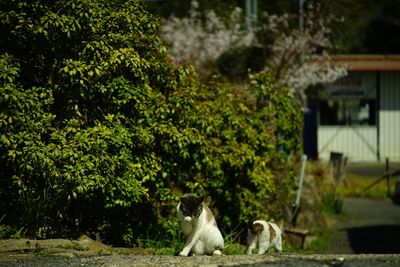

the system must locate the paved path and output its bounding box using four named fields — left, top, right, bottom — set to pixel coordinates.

left=323, top=197, right=400, bottom=254
left=1, top=253, right=400, bottom=267
left=346, top=162, right=400, bottom=178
